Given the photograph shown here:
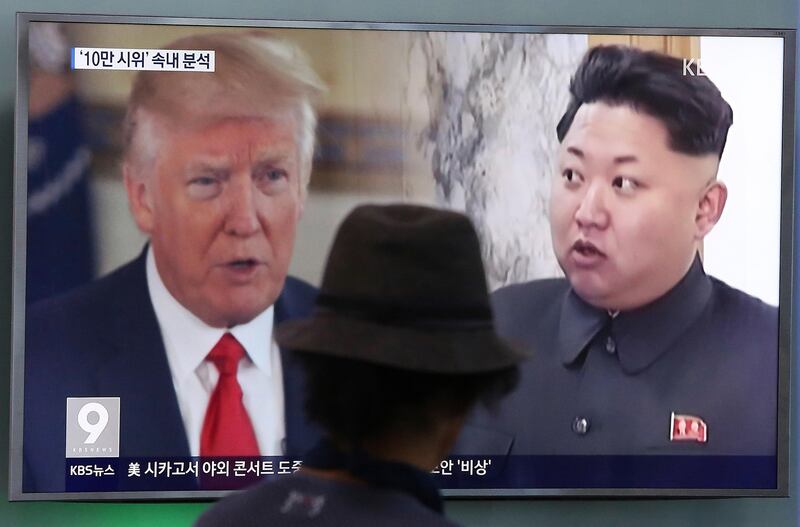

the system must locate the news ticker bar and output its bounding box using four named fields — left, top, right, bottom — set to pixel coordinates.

left=62, top=455, right=777, bottom=492
left=71, top=47, right=215, bottom=72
